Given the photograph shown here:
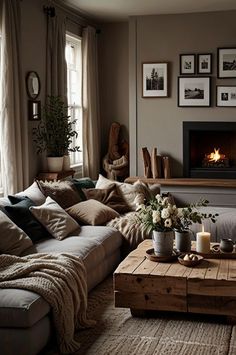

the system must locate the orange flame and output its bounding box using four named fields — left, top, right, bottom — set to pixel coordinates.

left=208, top=148, right=222, bottom=162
